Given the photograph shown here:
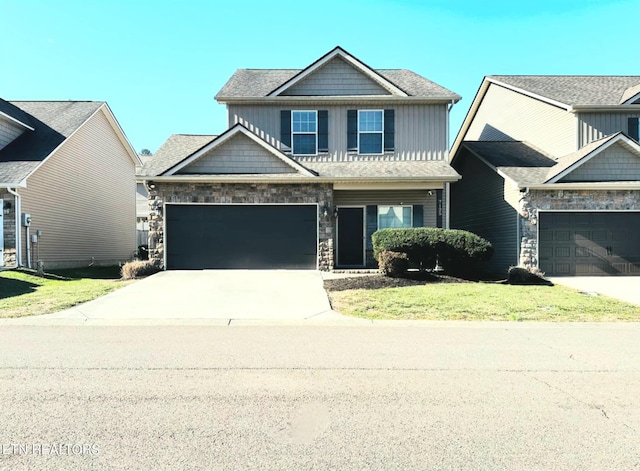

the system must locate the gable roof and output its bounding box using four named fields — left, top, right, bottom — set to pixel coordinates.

left=460, top=141, right=556, bottom=186
left=459, top=134, right=640, bottom=188
left=140, top=134, right=218, bottom=177
left=0, top=101, right=104, bottom=185
left=267, top=46, right=408, bottom=97
left=450, top=75, right=640, bottom=161
left=545, top=132, right=640, bottom=183
left=488, top=76, right=640, bottom=107
left=162, top=124, right=317, bottom=177
left=0, top=99, right=34, bottom=130
left=216, top=47, right=460, bottom=102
